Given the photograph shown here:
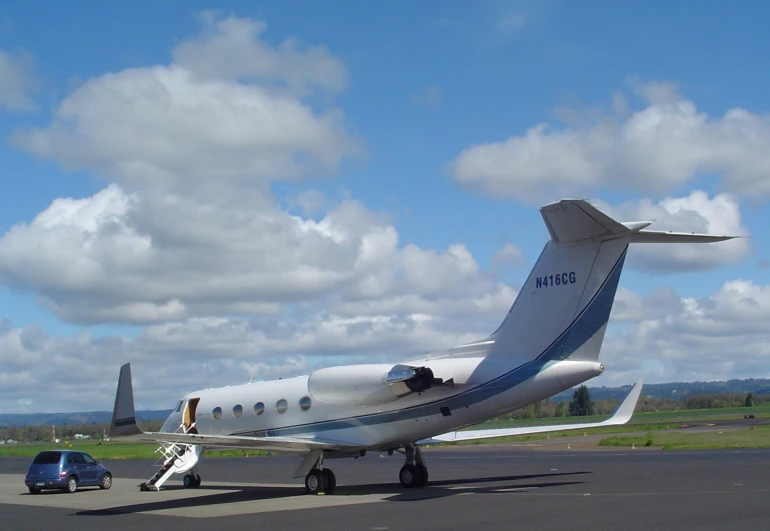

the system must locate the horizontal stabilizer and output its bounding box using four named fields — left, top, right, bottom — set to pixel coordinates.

left=630, top=231, right=737, bottom=244
left=540, top=200, right=739, bottom=245
left=540, top=200, right=636, bottom=244
left=419, top=379, right=644, bottom=444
